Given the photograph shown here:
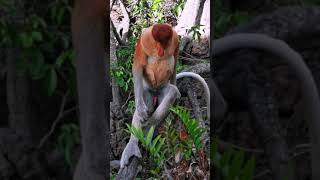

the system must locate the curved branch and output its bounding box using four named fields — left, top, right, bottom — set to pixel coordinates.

left=212, top=33, right=320, bottom=180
